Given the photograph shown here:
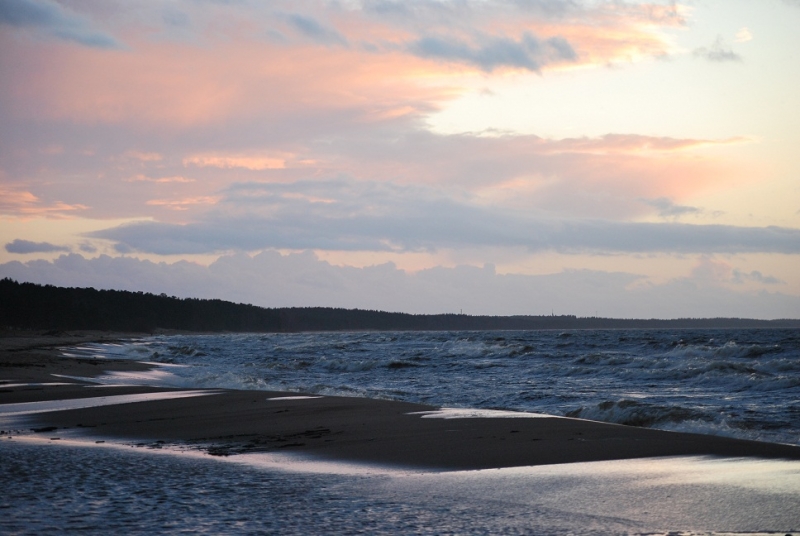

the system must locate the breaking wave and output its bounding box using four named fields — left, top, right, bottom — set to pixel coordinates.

left=566, top=399, right=710, bottom=428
